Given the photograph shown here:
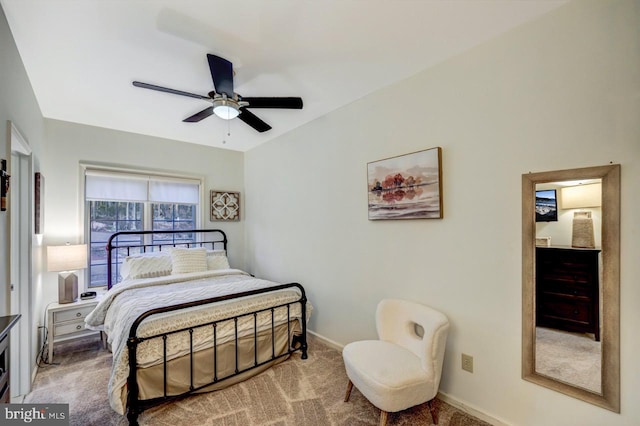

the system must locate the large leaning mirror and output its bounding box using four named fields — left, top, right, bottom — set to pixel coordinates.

left=522, top=164, right=620, bottom=412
